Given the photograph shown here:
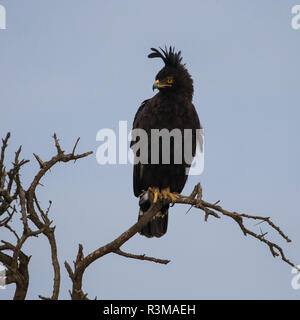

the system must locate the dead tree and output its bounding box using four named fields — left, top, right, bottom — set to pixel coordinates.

left=0, top=133, right=298, bottom=300
left=0, top=133, right=91, bottom=299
